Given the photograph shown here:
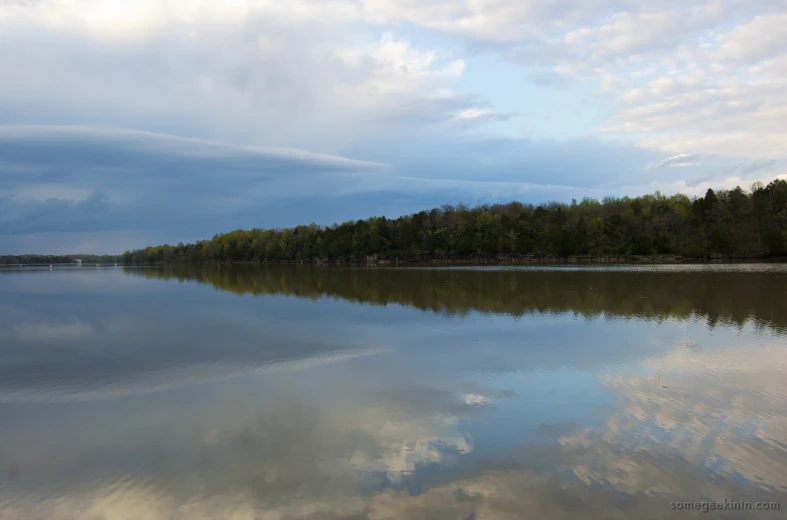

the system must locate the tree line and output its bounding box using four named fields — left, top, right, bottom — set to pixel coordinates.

left=116, top=177, right=784, bottom=264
